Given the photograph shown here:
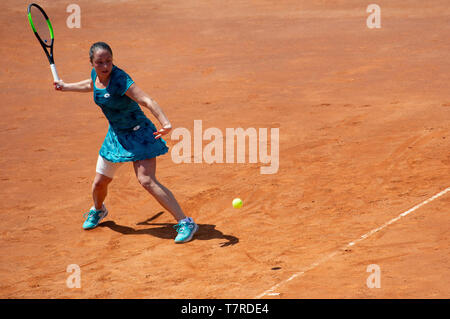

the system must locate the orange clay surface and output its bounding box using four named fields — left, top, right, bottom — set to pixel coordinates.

left=0, top=0, right=449, bottom=298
